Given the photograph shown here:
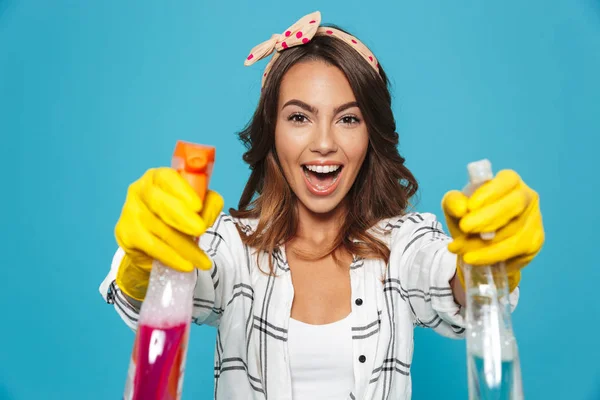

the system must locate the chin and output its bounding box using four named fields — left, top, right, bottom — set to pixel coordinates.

left=297, top=194, right=346, bottom=216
